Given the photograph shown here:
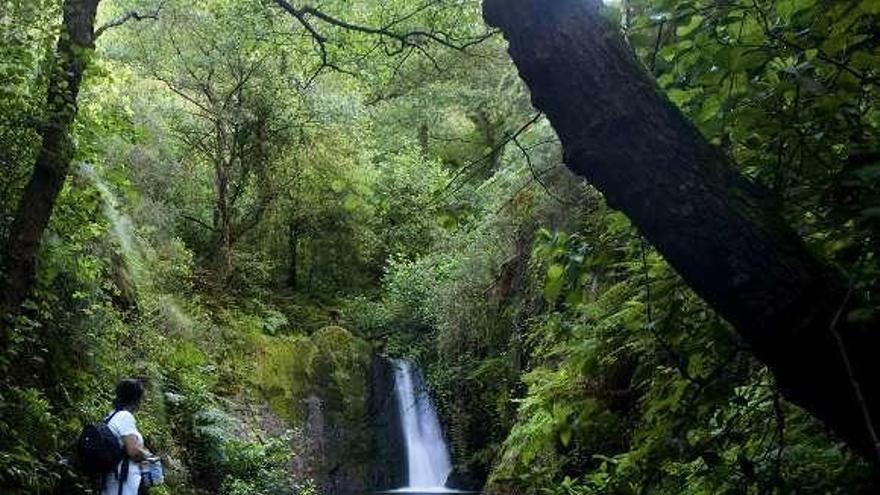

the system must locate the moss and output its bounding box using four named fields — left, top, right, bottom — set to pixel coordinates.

left=254, top=334, right=317, bottom=424
left=253, top=325, right=371, bottom=426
